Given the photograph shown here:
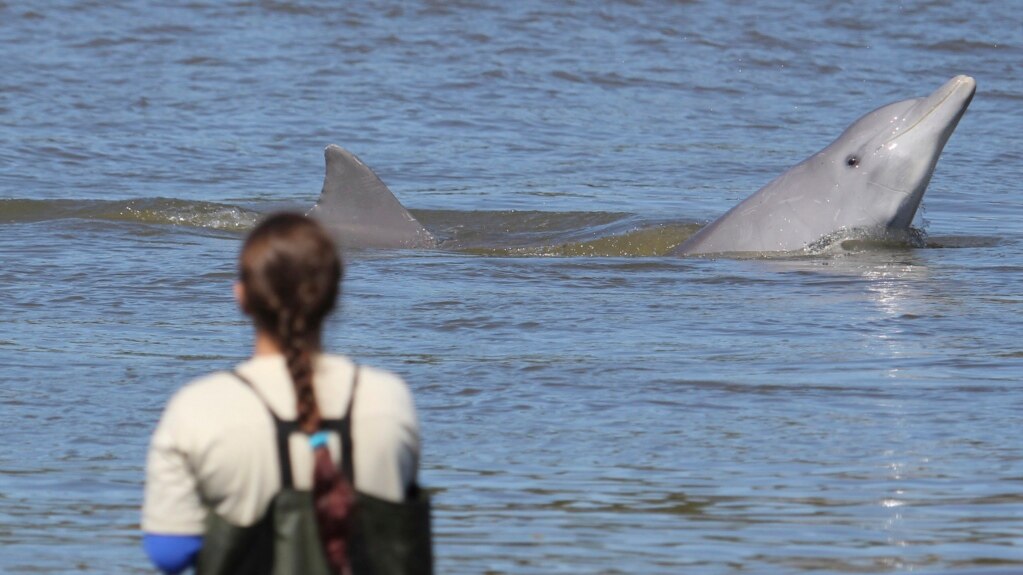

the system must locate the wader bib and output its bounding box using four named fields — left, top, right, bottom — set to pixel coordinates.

left=194, top=369, right=349, bottom=575
left=195, top=368, right=433, bottom=575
